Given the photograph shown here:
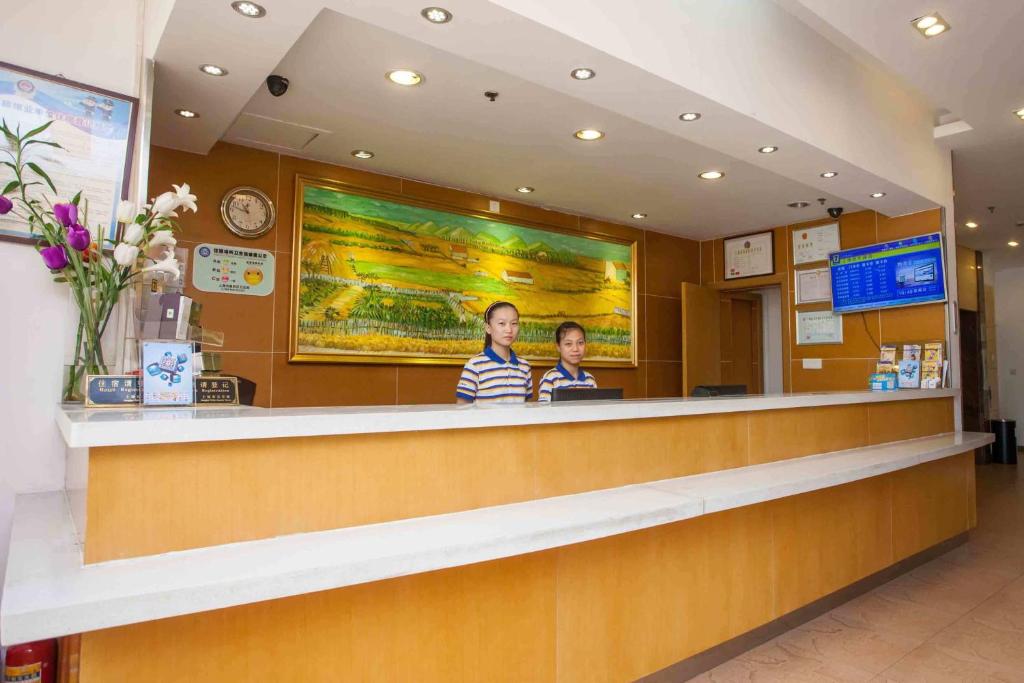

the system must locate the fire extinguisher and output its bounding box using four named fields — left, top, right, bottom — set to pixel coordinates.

left=3, top=640, right=57, bottom=683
